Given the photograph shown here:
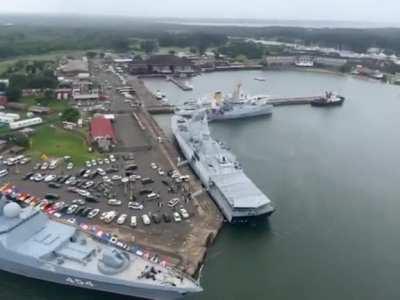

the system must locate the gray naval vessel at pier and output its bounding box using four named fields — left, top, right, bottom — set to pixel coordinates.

left=175, top=84, right=273, bottom=122
left=171, top=111, right=275, bottom=223
left=0, top=194, right=201, bottom=299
